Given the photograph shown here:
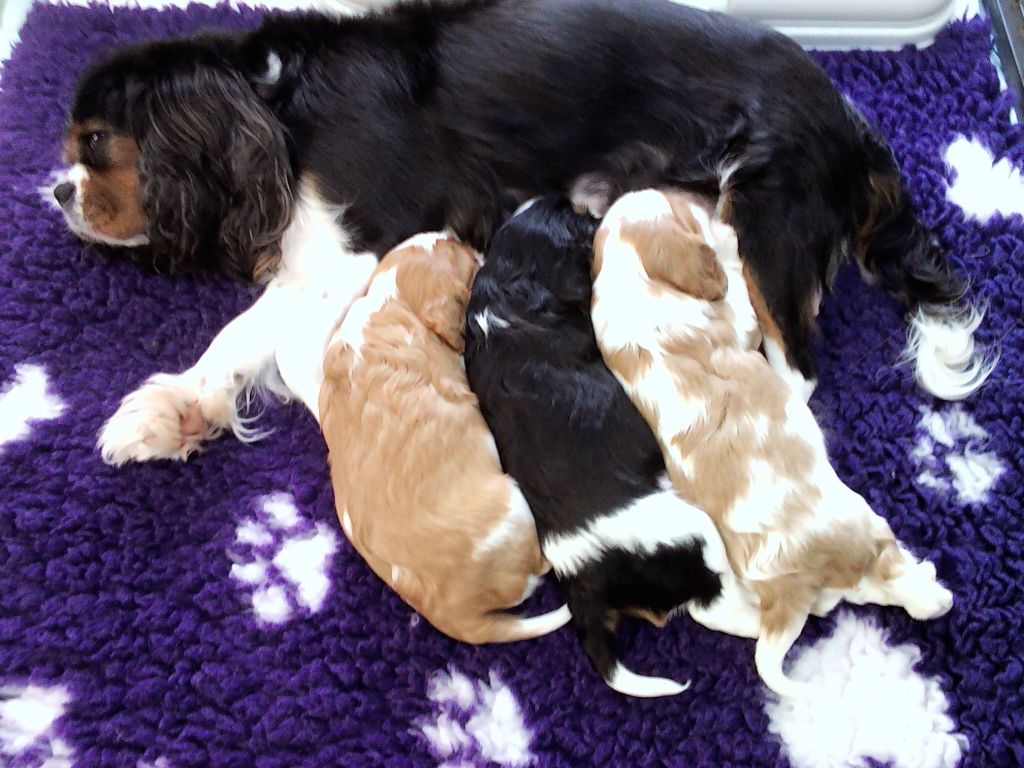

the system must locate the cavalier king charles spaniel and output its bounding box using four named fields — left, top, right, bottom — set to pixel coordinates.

left=591, top=190, right=954, bottom=698
left=55, top=0, right=992, bottom=465
left=463, top=198, right=760, bottom=697
left=317, top=231, right=570, bottom=644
